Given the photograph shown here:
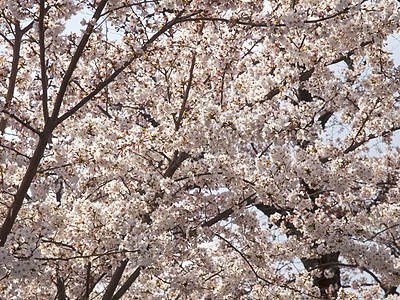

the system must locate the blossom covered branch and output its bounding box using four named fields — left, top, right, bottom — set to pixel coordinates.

left=1, top=0, right=400, bottom=299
